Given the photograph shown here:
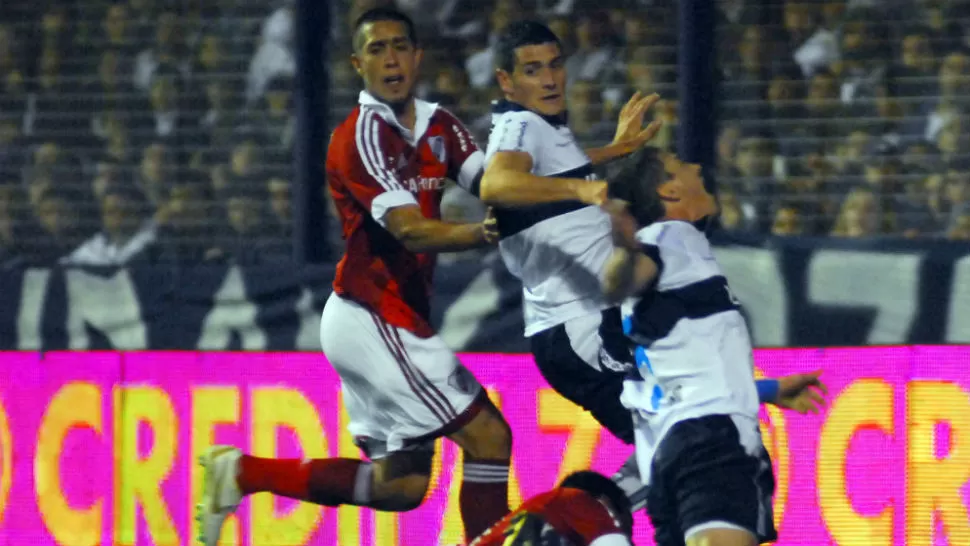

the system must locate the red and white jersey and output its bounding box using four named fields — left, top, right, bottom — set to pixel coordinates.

left=326, top=91, right=484, bottom=337
left=470, top=487, right=631, bottom=546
